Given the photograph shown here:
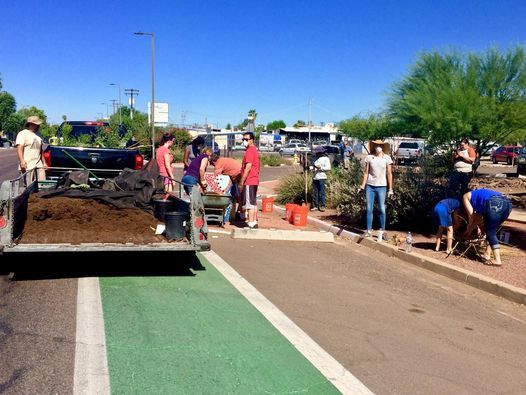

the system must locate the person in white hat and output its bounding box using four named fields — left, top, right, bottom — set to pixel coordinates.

left=15, top=116, right=47, bottom=184
left=359, top=139, right=394, bottom=239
